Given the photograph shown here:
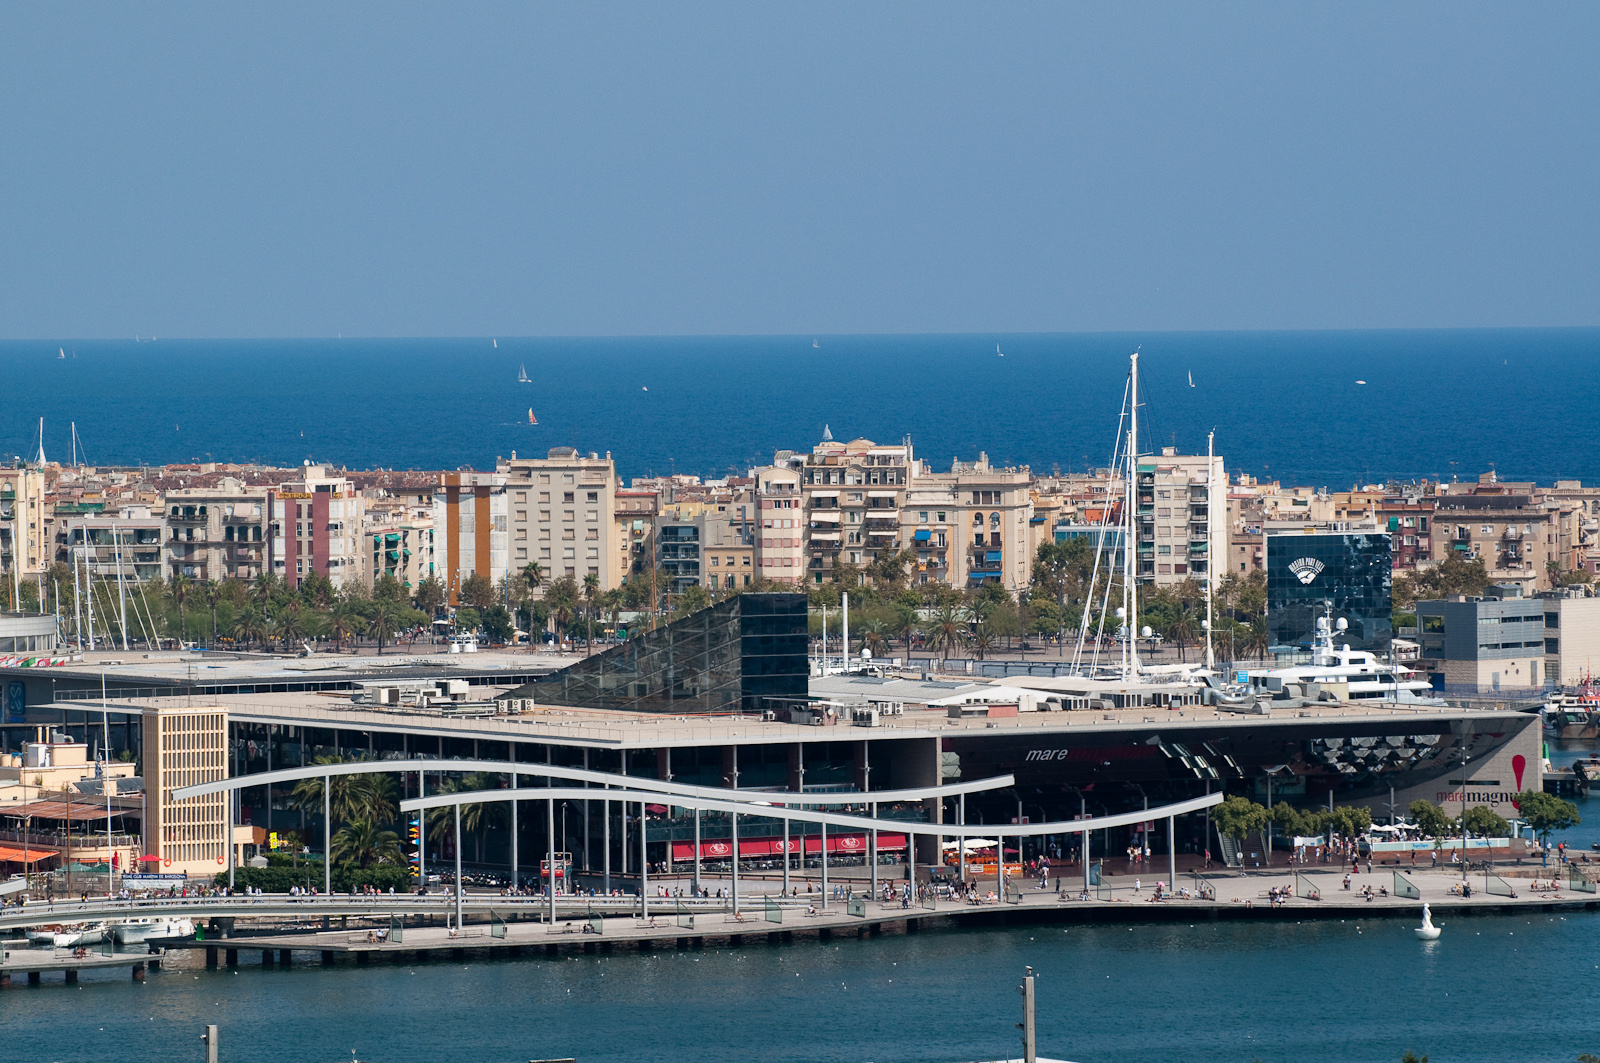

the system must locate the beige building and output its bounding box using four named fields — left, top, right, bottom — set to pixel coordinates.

left=0, top=466, right=50, bottom=581
left=501, top=448, right=619, bottom=587
left=614, top=489, right=658, bottom=586
left=752, top=465, right=804, bottom=584
left=799, top=434, right=913, bottom=582
left=164, top=477, right=275, bottom=582
left=908, top=455, right=1033, bottom=592
left=1135, top=447, right=1227, bottom=589
left=142, top=703, right=228, bottom=878
left=700, top=510, right=757, bottom=591
left=1542, top=590, right=1600, bottom=688
left=271, top=466, right=367, bottom=591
